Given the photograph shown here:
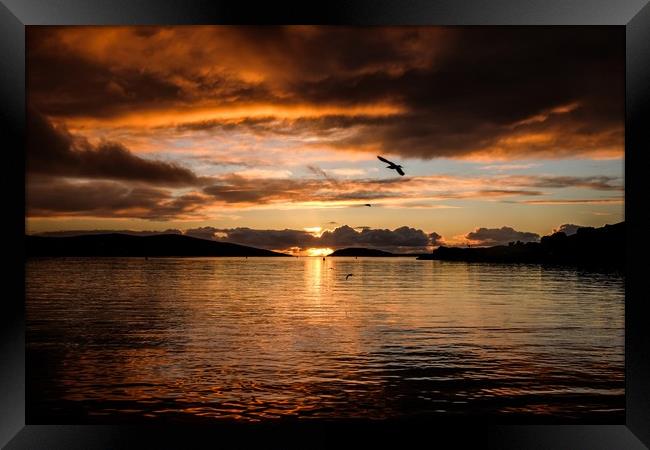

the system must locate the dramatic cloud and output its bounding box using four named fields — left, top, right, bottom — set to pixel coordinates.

left=429, top=232, right=443, bottom=246
left=28, top=26, right=624, bottom=160
left=26, top=167, right=624, bottom=220
left=201, top=174, right=407, bottom=205
left=27, top=178, right=209, bottom=220
left=465, top=226, right=540, bottom=247
left=27, top=108, right=203, bottom=186
left=318, top=225, right=430, bottom=251
left=506, top=175, right=623, bottom=191
left=35, top=229, right=182, bottom=237
left=552, top=224, right=584, bottom=236
left=183, top=224, right=439, bottom=253
left=480, top=164, right=539, bottom=171
left=203, top=227, right=317, bottom=250
left=516, top=198, right=622, bottom=205
left=25, top=26, right=625, bottom=237
left=306, top=165, right=339, bottom=186
left=199, top=173, right=621, bottom=207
